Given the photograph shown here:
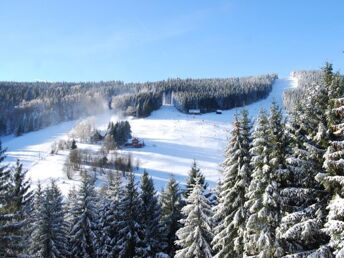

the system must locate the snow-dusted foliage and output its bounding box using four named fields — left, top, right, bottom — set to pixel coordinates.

left=175, top=176, right=213, bottom=258
left=69, top=175, right=99, bottom=257
left=98, top=171, right=122, bottom=257
left=284, top=70, right=324, bottom=111
left=212, top=109, right=252, bottom=257
left=316, top=66, right=344, bottom=256
left=0, top=145, right=33, bottom=256
left=184, top=160, right=207, bottom=199
left=140, top=170, right=163, bottom=257
left=244, top=109, right=283, bottom=257
left=0, top=140, right=14, bottom=256
left=30, top=181, right=69, bottom=257
left=113, top=171, right=146, bottom=257
left=278, top=108, right=329, bottom=255
left=160, top=177, right=183, bottom=257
